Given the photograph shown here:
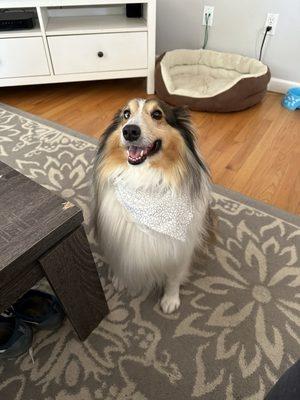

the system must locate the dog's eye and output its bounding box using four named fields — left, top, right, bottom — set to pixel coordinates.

left=151, top=110, right=162, bottom=120
left=123, top=110, right=131, bottom=119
